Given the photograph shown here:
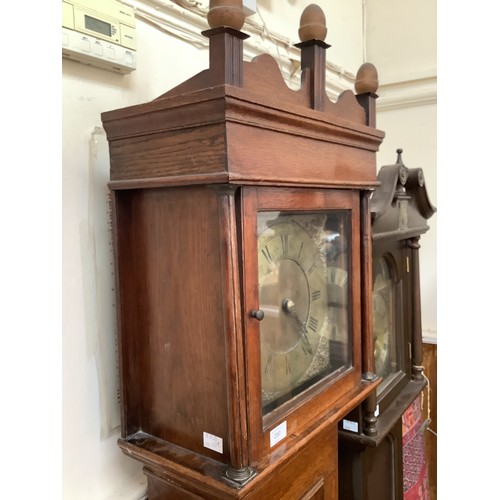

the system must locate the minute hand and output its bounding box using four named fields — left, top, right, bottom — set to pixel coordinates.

left=282, top=299, right=313, bottom=355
